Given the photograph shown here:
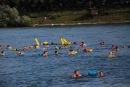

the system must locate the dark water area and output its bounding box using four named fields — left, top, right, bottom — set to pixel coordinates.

left=0, top=24, right=130, bottom=87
